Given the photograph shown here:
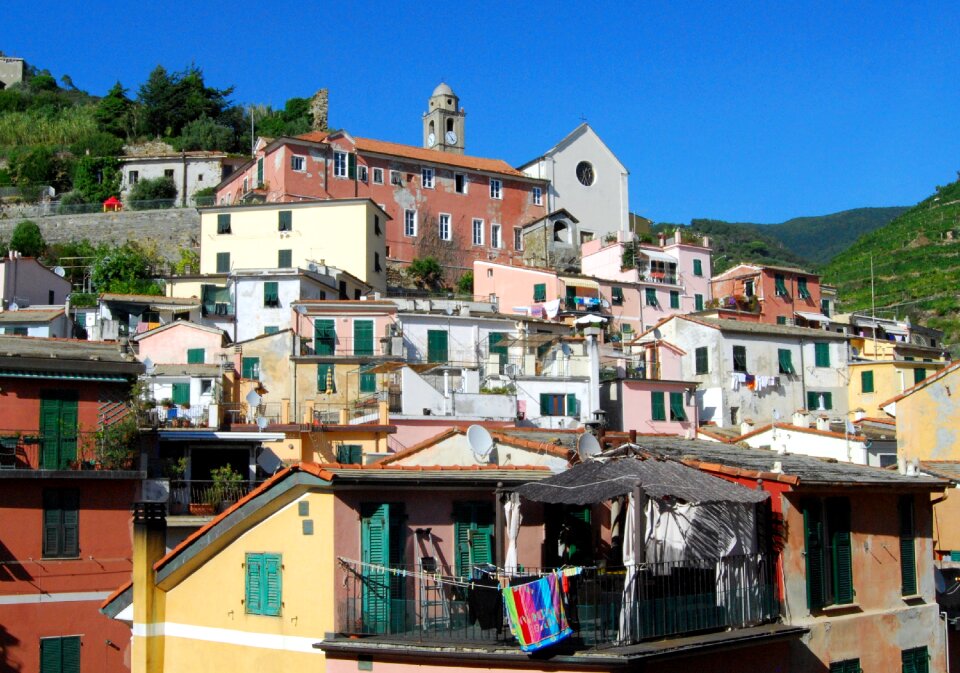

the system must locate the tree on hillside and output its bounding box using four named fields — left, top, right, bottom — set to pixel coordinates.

left=95, top=82, right=137, bottom=139
left=9, top=220, right=46, bottom=258
left=72, top=156, right=121, bottom=203
left=174, top=115, right=235, bottom=151
left=407, top=257, right=444, bottom=290
left=128, top=176, right=177, bottom=208
left=137, top=65, right=234, bottom=138
left=90, top=241, right=164, bottom=295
